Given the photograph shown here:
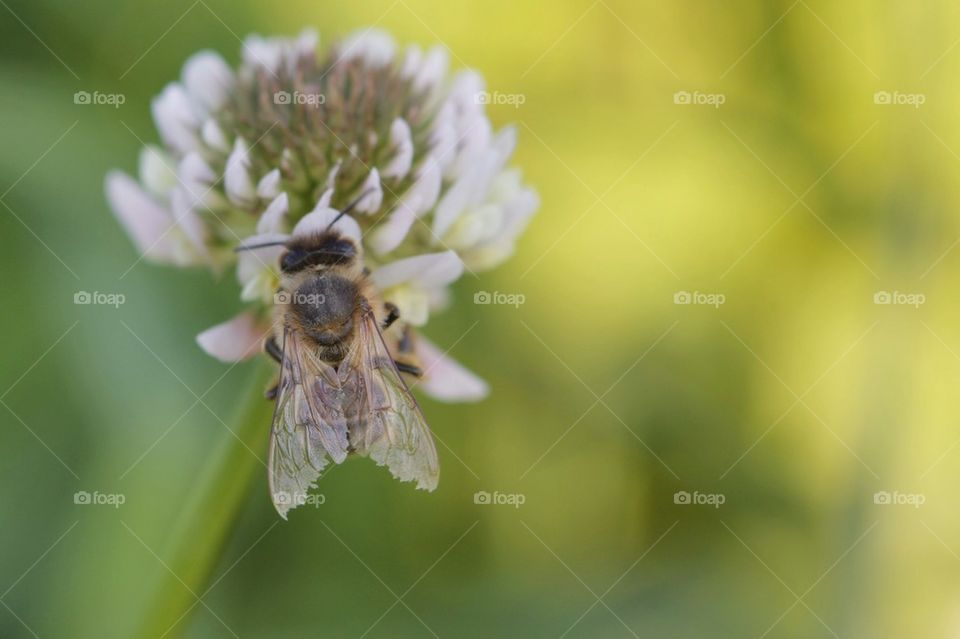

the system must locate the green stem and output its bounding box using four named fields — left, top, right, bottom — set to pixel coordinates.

left=135, top=359, right=275, bottom=639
